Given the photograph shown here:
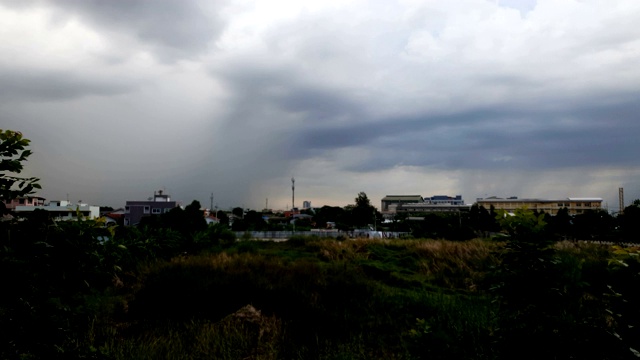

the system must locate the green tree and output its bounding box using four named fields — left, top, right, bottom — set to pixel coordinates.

left=620, top=200, right=640, bottom=241
left=573, top=209, right=614, bottom=241
left=0, top=129, right=41, bottom=202
left=469, top=204, right=497, bottom=238
left=244, top=210, right=268, bottom=231
left=496, top=207, right=546, bottom=242
left=215, top=210, right=230, bottom=226
left=547, top=207, right=572, bottom=240
left=184, top=200, right=207, bottom=233
left=314, top=206, right=347, bottom=229
left=232, top=207, right=244, bottom=218
left=411, top=212, right=473, bottom=240
left=355, top=191, right=371, bottom=208
left=350, top=192, right=378, bottom=229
